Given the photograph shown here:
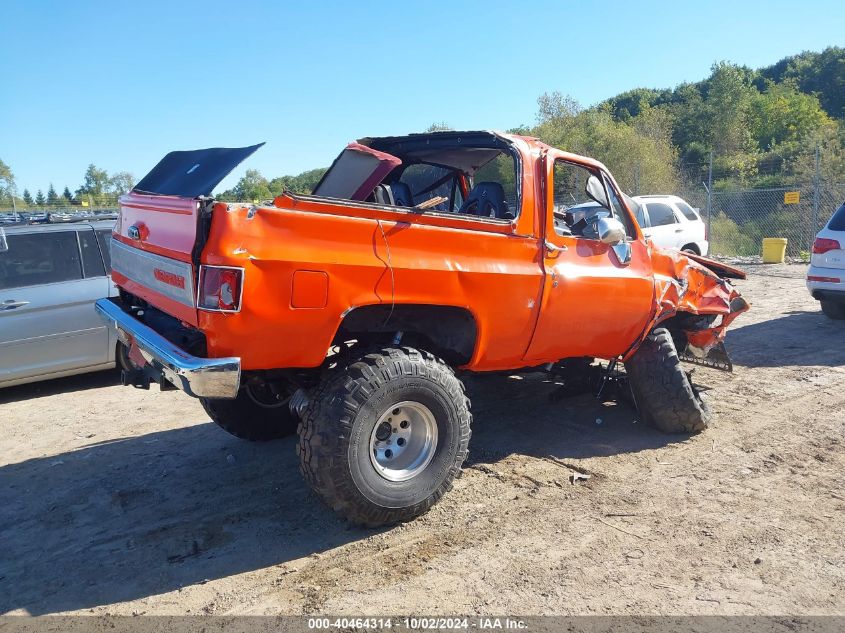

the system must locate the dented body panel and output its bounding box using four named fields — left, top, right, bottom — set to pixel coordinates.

left=646, top=248, right=749, bottom=357
left=199, top=190, right=545, bottom=370
left=108, top=131, right=747, bottom=381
